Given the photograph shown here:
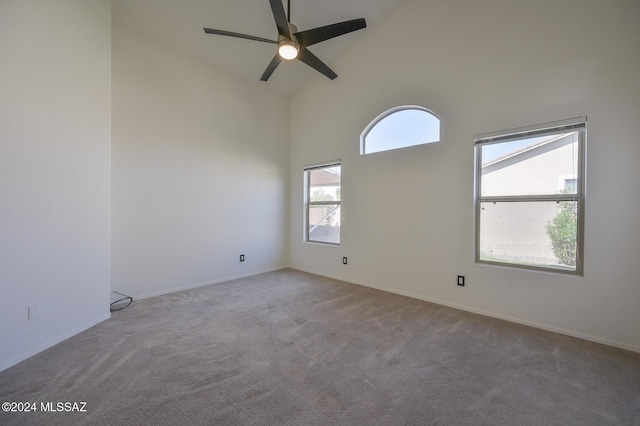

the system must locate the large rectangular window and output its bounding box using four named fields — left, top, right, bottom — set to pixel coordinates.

left=474, top=117, right=586, bottom=274
left=304, top=161, right=341, bottom=245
